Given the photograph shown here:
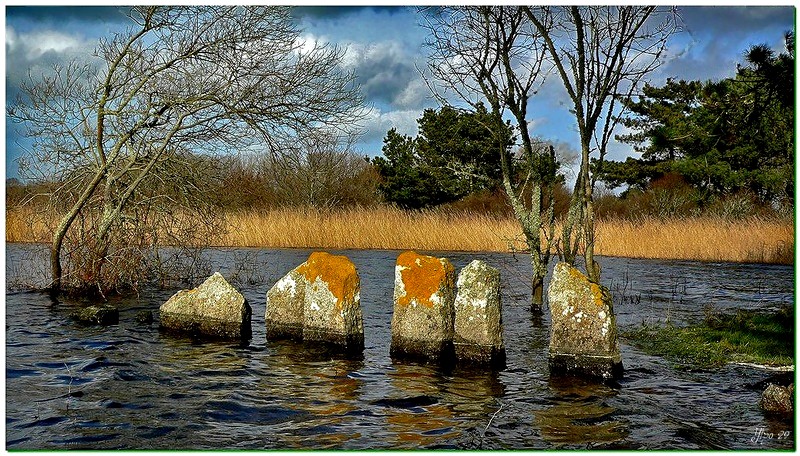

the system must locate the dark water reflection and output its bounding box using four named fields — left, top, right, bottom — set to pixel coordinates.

left=5, top=244, right=794, bottom=449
